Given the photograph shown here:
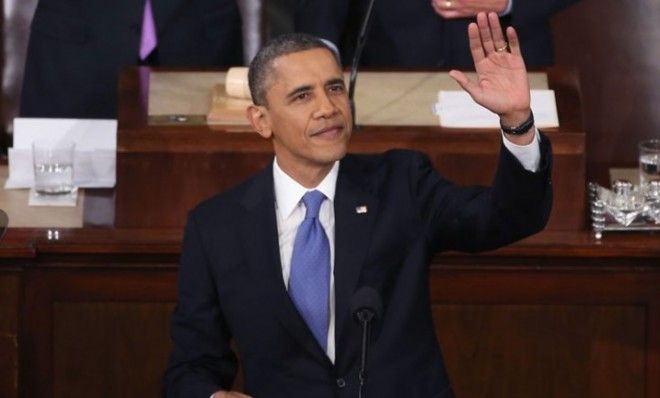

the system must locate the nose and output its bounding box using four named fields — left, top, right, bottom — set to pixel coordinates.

left=313, top=91, right=338, bottom=119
